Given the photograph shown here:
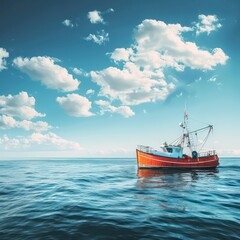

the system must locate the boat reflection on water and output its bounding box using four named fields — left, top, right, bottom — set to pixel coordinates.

left=136, top=168, right=219, bottom=213
left=137, top=168, right=219, bottom=189
left=138, top=168, right=218, bottom=178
